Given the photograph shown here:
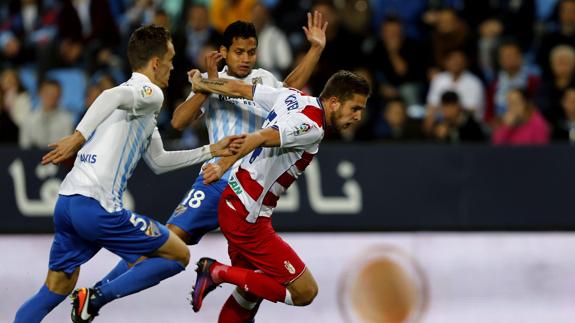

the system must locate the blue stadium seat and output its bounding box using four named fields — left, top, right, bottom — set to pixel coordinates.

left=45, top=68, right=87, bottom=117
